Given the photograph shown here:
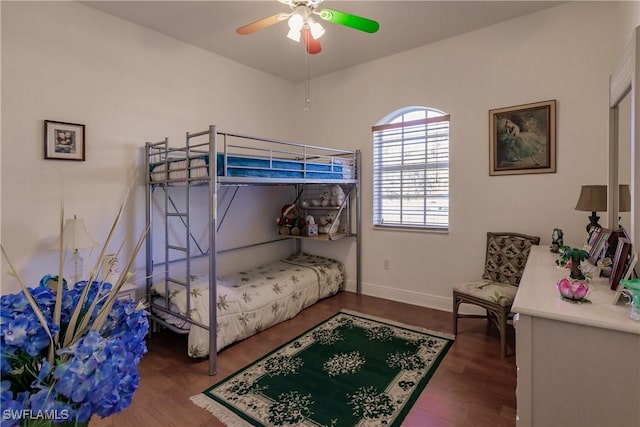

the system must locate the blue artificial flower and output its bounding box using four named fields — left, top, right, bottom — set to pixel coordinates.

left=0, top=346, right=17, bottom=375
left=1, top=276, right=149, bottom=423
left=23, top=322, right=52, bottom=357
left=0, top=381, right=23, bottom=427
left=3, top=317, right=29, bottom=346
